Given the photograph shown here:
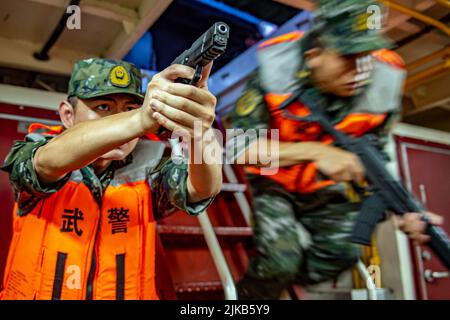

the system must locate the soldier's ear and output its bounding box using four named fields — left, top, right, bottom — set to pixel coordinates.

left=59, top=100, right=75, bottom=129
left=304, top=48, right=323, bottom=69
